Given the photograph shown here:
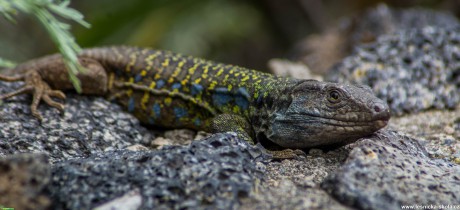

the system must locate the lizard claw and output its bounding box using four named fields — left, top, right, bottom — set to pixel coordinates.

left=0, top=71, right=66, bottom=121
